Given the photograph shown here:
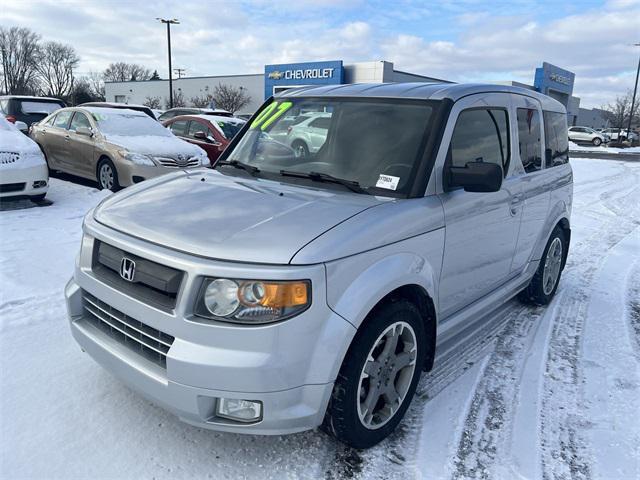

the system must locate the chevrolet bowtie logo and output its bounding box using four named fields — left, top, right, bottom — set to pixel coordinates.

left=268, top=71, right=283, bottom=80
